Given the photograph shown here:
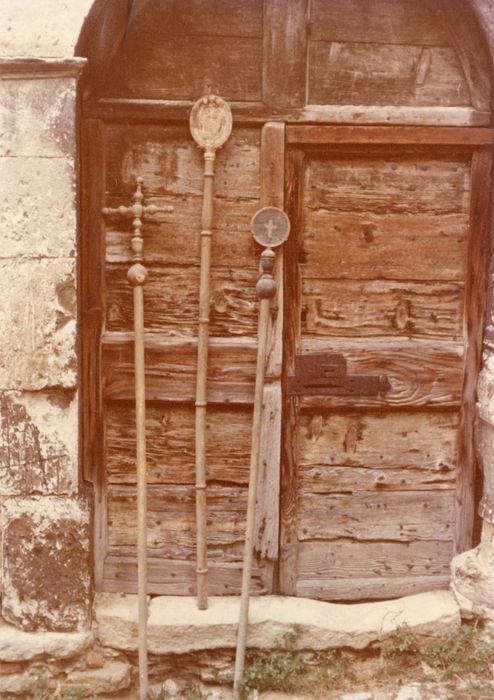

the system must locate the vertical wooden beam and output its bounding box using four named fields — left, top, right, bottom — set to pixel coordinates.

left=254, top=124, right=285, bottom=587
left=80, top=119, right=107, bottom=589
left=262, top=0, right=308, bottom=109
left=278, top=149, right=304, bottom=595
left=456, top=148, right=492, bottom=553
